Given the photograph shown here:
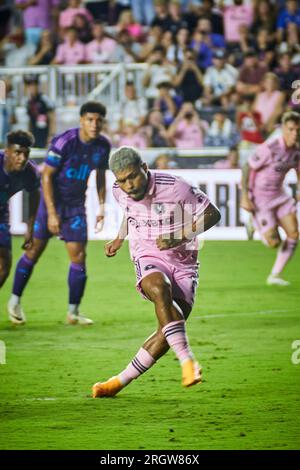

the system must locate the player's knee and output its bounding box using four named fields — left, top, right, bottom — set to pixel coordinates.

left=147, top=277, right=172, bottom=302
left=0, top=264, right=10, bottom=286
left=71, top=250, right=86, bottom=265
left=266, top=237, right=281, bottom=249
left=26, top=241, right=45, bottom=262
left=287, top=230, right=299, bottom=241
left=25, top=247, right=40, bottom=262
